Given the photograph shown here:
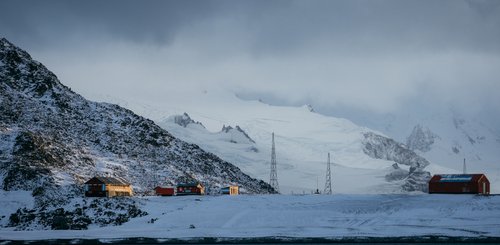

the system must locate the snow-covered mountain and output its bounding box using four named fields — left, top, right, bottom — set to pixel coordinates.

left=0, top=38, right=274, bottom=229
left=84, top=80, right=500, bottom=195
left=309, top=101, right=500, bottom=193
left=404, top=111, right=500, bottom=173
left=88, top=88, right=433, bottom=194
left=334, top=105, right=500, bottom=189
